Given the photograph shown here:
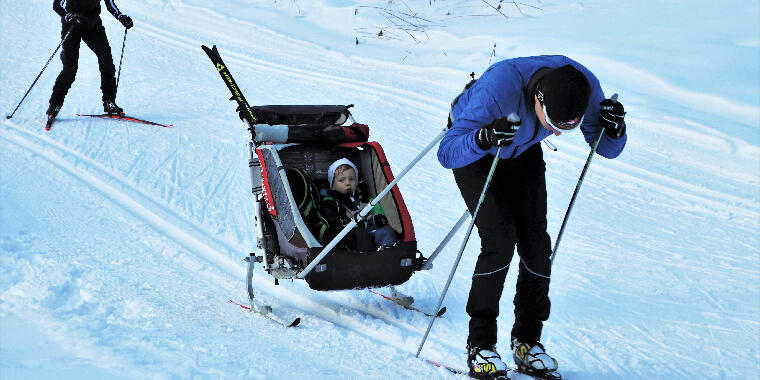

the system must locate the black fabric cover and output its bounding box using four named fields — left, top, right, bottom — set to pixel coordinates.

left=305, top=241, right=417, bottom=291
left=287, top=124, right=347, bottom=144
left=252, top=105, right=352, bottom=125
